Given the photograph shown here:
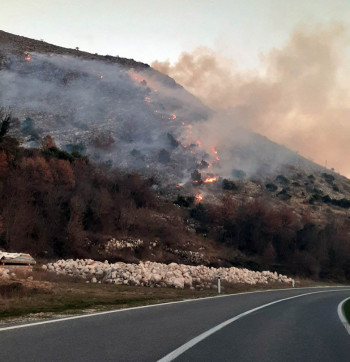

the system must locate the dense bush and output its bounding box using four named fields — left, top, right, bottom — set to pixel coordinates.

left=276, top=175, right=289, bottom=185
left=222, top=179, right=238, bottom=190
left=265, top=183, right=277, bottom=192
left=174, top=195, right=195, bottom=208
